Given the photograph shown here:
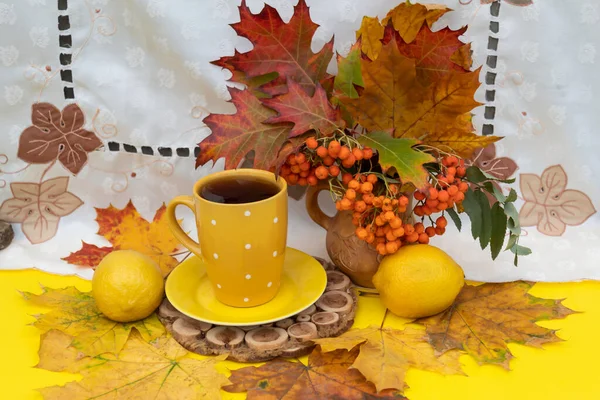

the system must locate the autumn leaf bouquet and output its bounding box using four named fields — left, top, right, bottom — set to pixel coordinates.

left=198, top=1, right=530, bottom=264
